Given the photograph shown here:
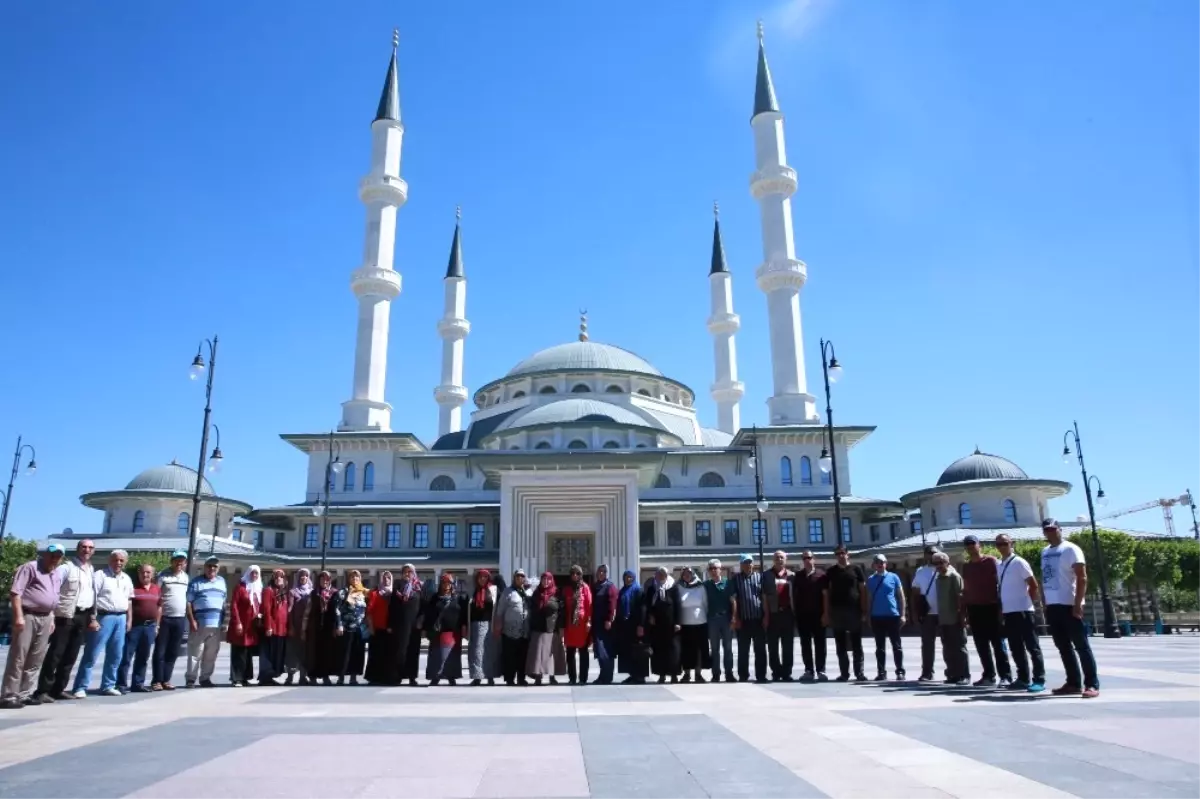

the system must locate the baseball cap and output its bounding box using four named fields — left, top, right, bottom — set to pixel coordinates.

left=963, top=534, right=979, bottom=545
left=171, top=550, right=187, bottom=560
left=204, top=556, right=220, bottom=566
left=1041, top=518, right=1059, bottom=529
left=923, top=544, right=937, bottom=555
left=872, top=553, right=887, bottom=564
left=43, top=543, right=64, bottom=555
left=740, top=554, right=753, bottom=563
